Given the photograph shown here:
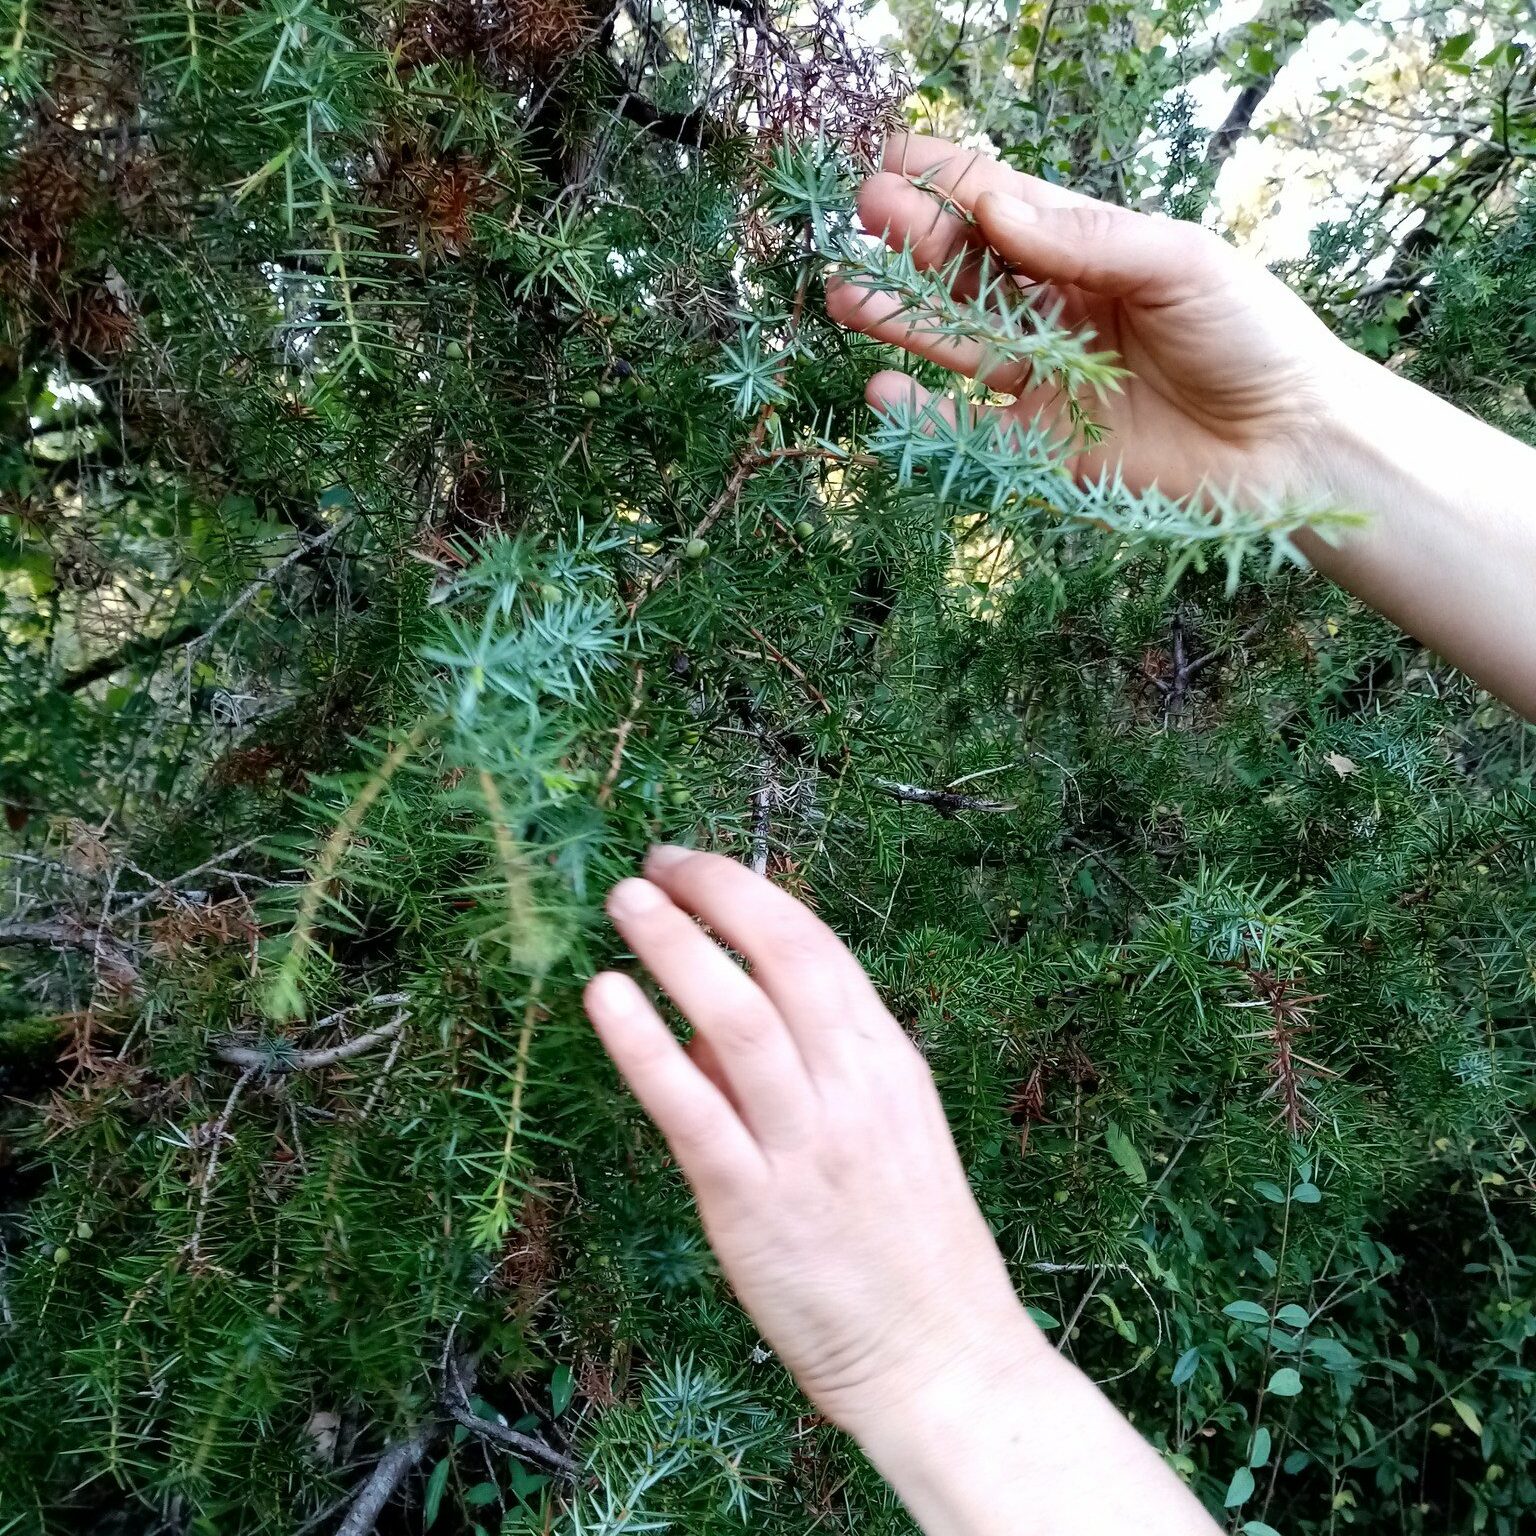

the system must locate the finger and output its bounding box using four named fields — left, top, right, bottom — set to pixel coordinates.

left=856, top=173, right=992, bottom=294
left=826, top=277, right=1029, bottom=391
left=584, top=971, right=764, bottom=1190
left=687, top=1032, right=734, bottom=1101
left=882, top=132, right=1091, bottom=214
left=862, top=135, right=1092, bottom=286
left=641, top=846, right=896, bottom=1069
left=864, top=369, right=994, bottom=435
left=865, top=369, right=1088, bottom=496
left=974, top=191, right=1222, bottom=303
left=865, top=368, right=950, bottom=423
left=865, top=367, right=1076, bottom=452
left=605, top=878, right=814, bottom=1145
